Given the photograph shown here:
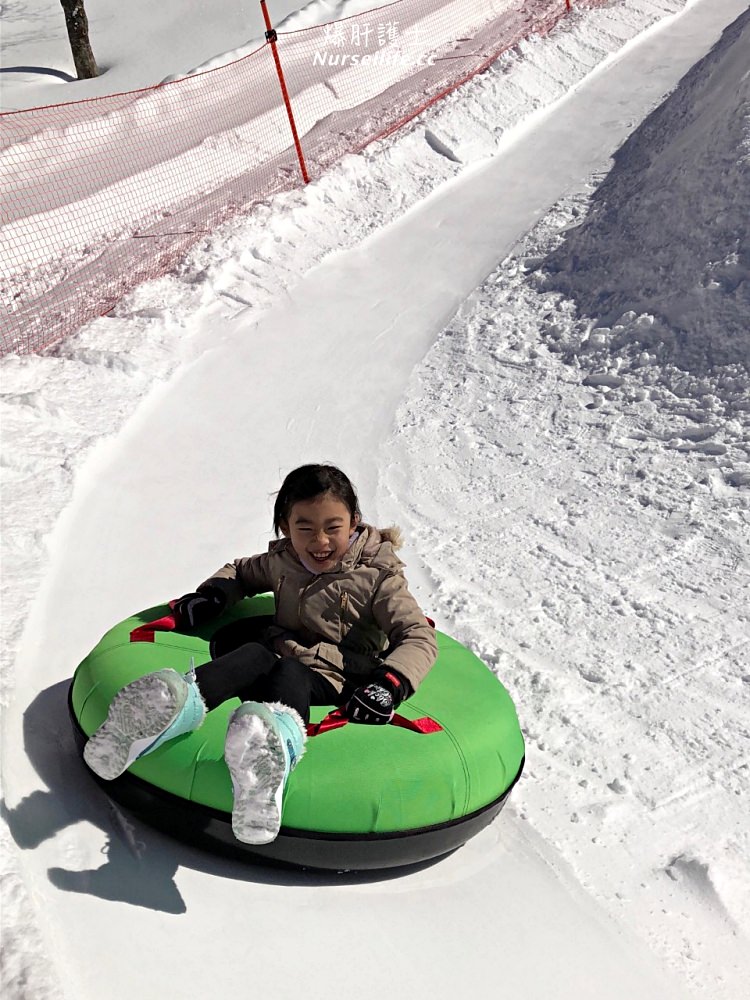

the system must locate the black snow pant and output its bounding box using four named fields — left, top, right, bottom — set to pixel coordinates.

left=194, top=642, right=339, bottom=723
